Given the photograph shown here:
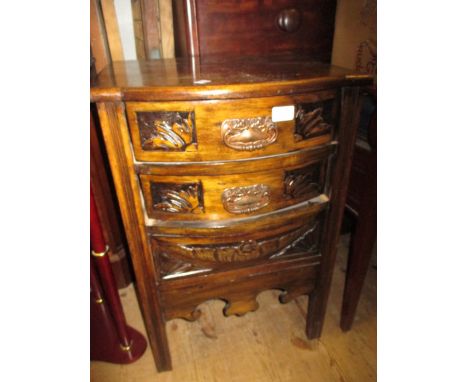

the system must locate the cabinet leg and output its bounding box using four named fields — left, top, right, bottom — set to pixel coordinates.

left=340, top=209, right=376, bottom=331
left=150, top=318, right=172, bottom=372
left=305, top=291, right=323, bottom=339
